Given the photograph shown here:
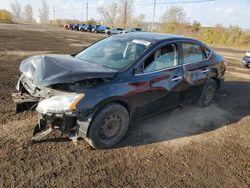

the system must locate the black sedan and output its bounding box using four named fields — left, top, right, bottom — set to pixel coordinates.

left=13, top=32, right=226, bottom=149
